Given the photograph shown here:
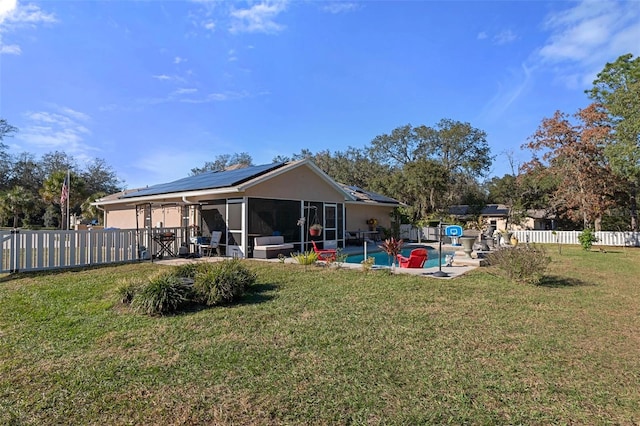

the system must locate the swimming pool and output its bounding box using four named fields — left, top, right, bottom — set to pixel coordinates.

left=344, top=246, right=453, bottom=268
